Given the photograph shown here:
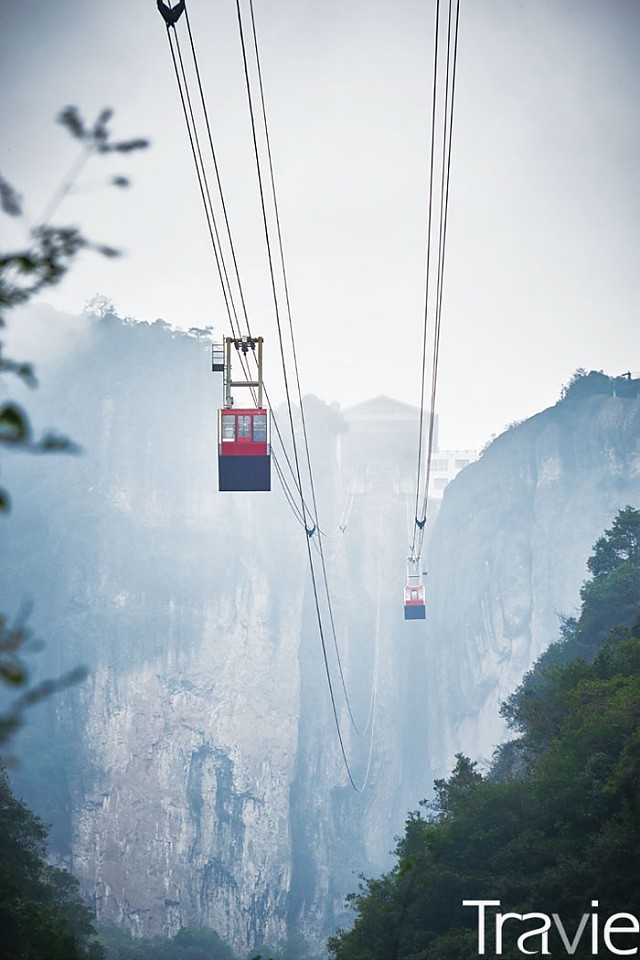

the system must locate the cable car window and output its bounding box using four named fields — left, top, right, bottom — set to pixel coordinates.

left=221, top=415, right=236, bottom=440
left=253, top=414, right=267, bottom=442
left=238, top=415, right=251, bottom=439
